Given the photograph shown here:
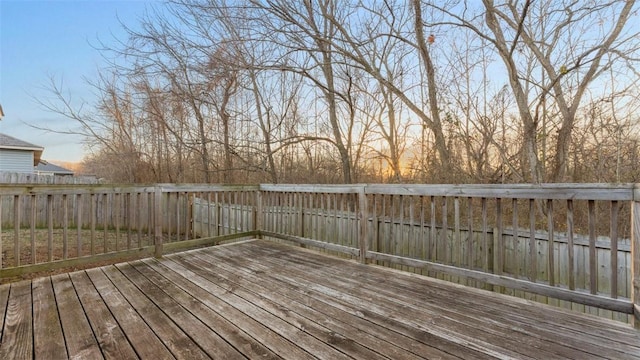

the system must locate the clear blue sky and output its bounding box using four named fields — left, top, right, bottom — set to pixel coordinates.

left=1, top=0, right=155, bottom=162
